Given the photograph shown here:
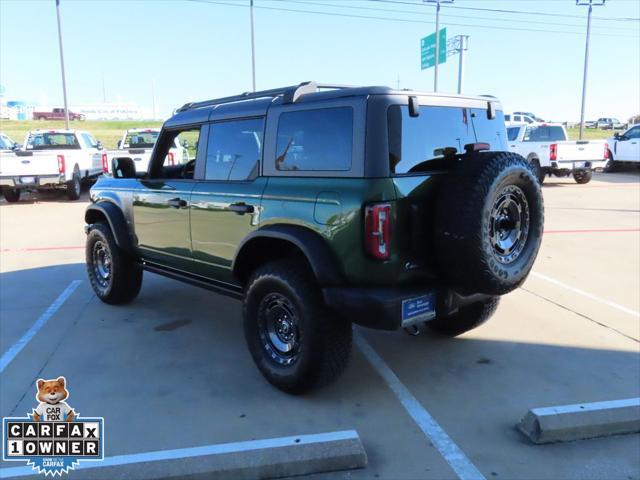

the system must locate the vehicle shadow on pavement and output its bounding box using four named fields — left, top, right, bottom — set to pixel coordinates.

left=543, top=170, right=640, bottom=188
left=1, top=263, right=639, bottom=480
